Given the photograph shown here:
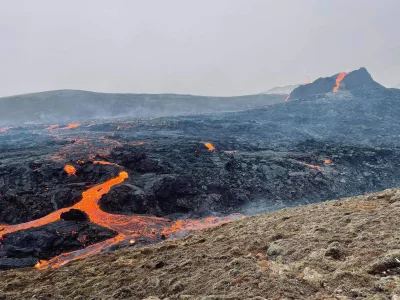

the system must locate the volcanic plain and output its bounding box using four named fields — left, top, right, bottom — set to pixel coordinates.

left=1, top=68, right=400, bottom=299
